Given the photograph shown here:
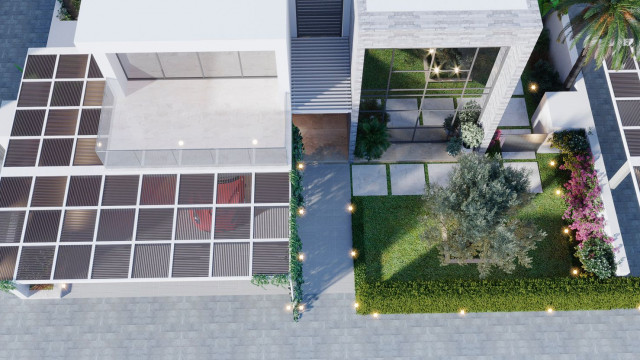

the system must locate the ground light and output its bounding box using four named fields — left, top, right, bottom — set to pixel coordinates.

left=252, top=139, right=258, bottom=145
left=433, top=67, right=440, bottom=75
left=549, top=160, right=556, bottom=167
left=571, top=268, right=580, bottom=276
left=563, top=228, right=570, bottom=235
left=546, top=307, right=554, bottom=314
left=297, top=207, right=305, bottom=216
left=61, top=284, right=67, bottom=290
left=555, top=189, right=562, bottom=196
left=350, top=249, right=357, bottom=258
left=353, top=302, right=359, bottom=309
left=347, top=203, right=355, bottom=213
left=372, top=312, right=380, bottom=319
left=298, top=304, right=305, bottom=312
left=297, top=162, right=305, bottom=170
left=298, top=253, right=305, bottom=261
left=286, top=304, right=292, bottom=311
left=529, top=82, right=538, bottom=92
left=459, top=309, right=466, bottom=315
